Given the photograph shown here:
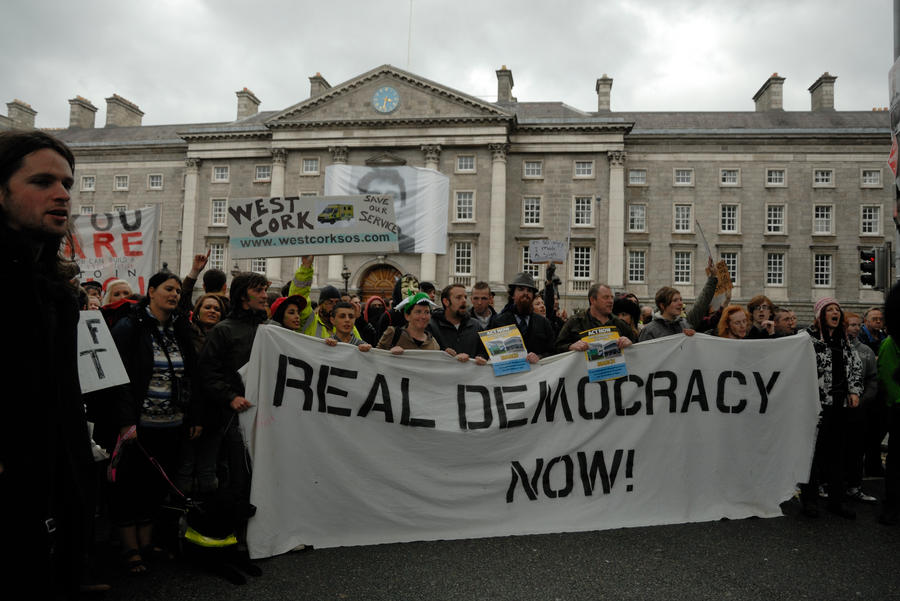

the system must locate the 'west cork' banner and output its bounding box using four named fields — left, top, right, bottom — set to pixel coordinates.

left=68, top=207, right=159, bottom=295
left=239, top=327, right=819, bottom=559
